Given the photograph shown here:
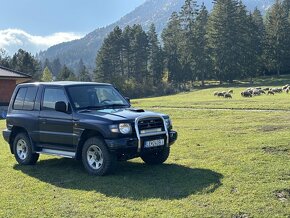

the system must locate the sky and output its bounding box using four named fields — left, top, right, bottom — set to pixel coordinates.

left=0, top=0, right=146, bottom=55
